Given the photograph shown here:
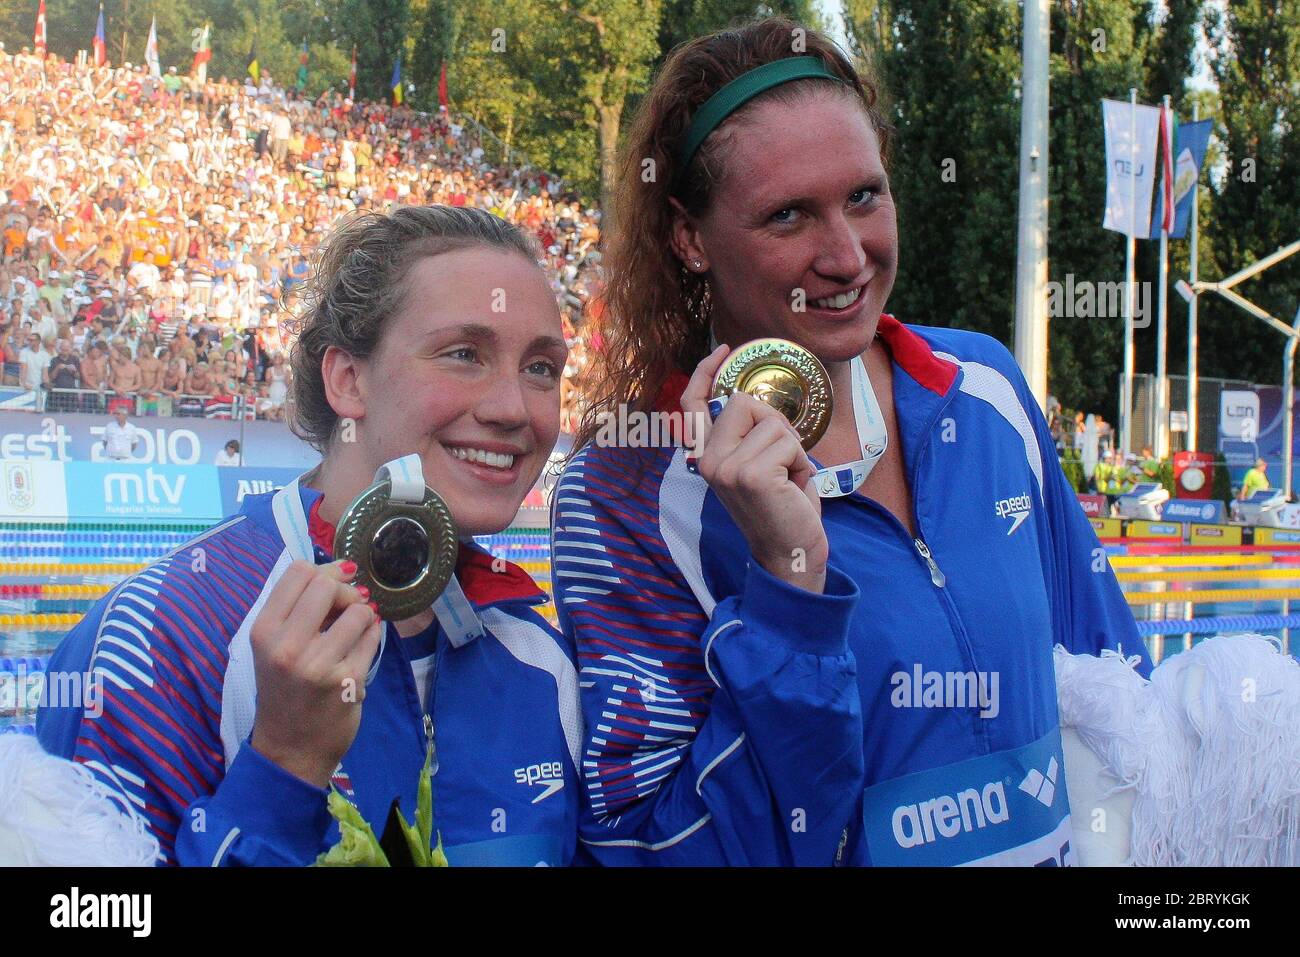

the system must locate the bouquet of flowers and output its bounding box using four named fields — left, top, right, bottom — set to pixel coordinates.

left=315, top=740, right=448, bottom=867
